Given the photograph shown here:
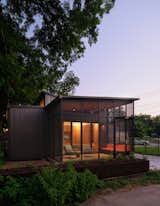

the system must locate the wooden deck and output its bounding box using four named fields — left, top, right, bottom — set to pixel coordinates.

left=63, top=153, right=111, bottom=162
